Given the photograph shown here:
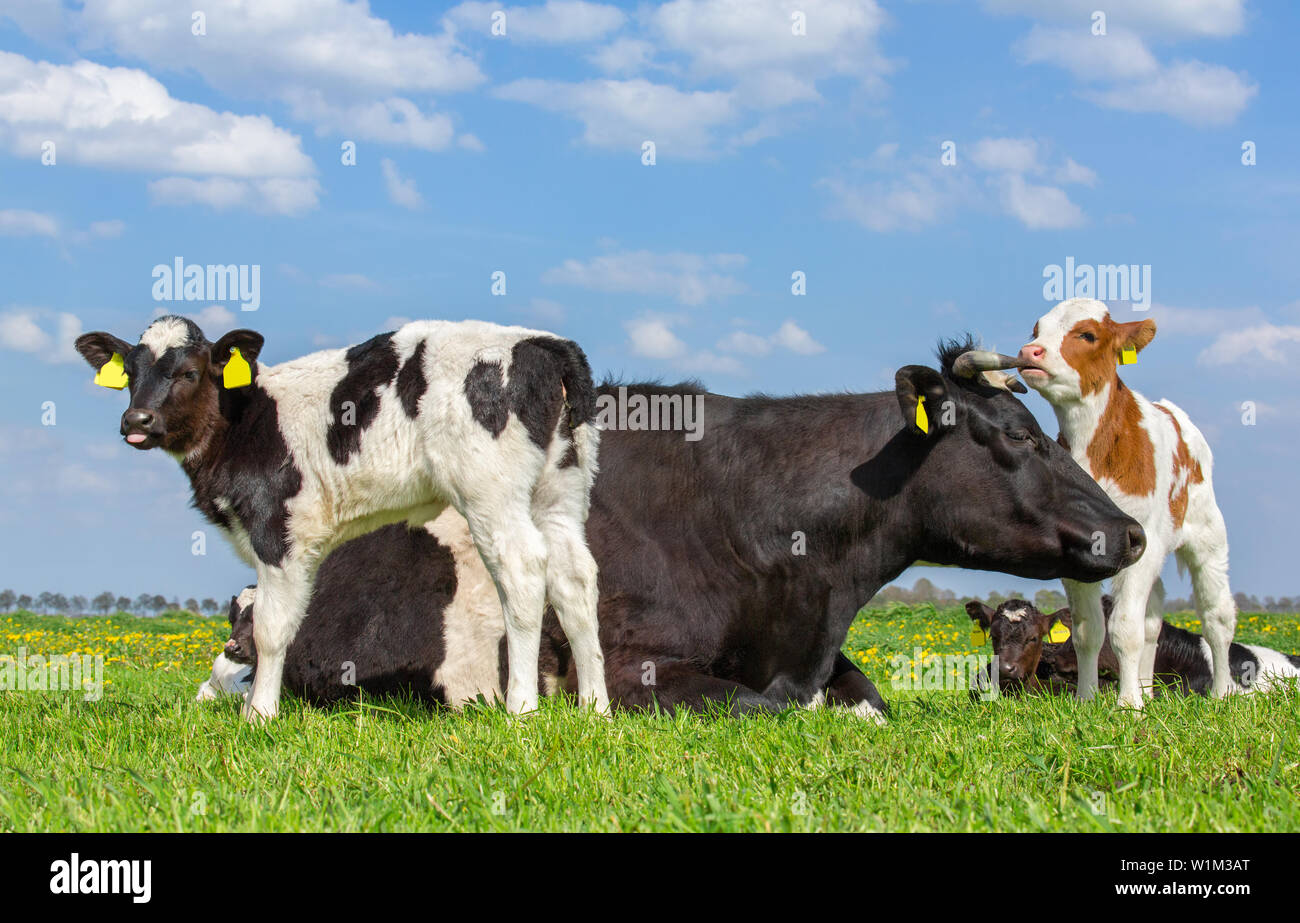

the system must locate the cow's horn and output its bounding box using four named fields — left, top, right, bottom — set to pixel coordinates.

left=952, top=350, right=1032, bottom=379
